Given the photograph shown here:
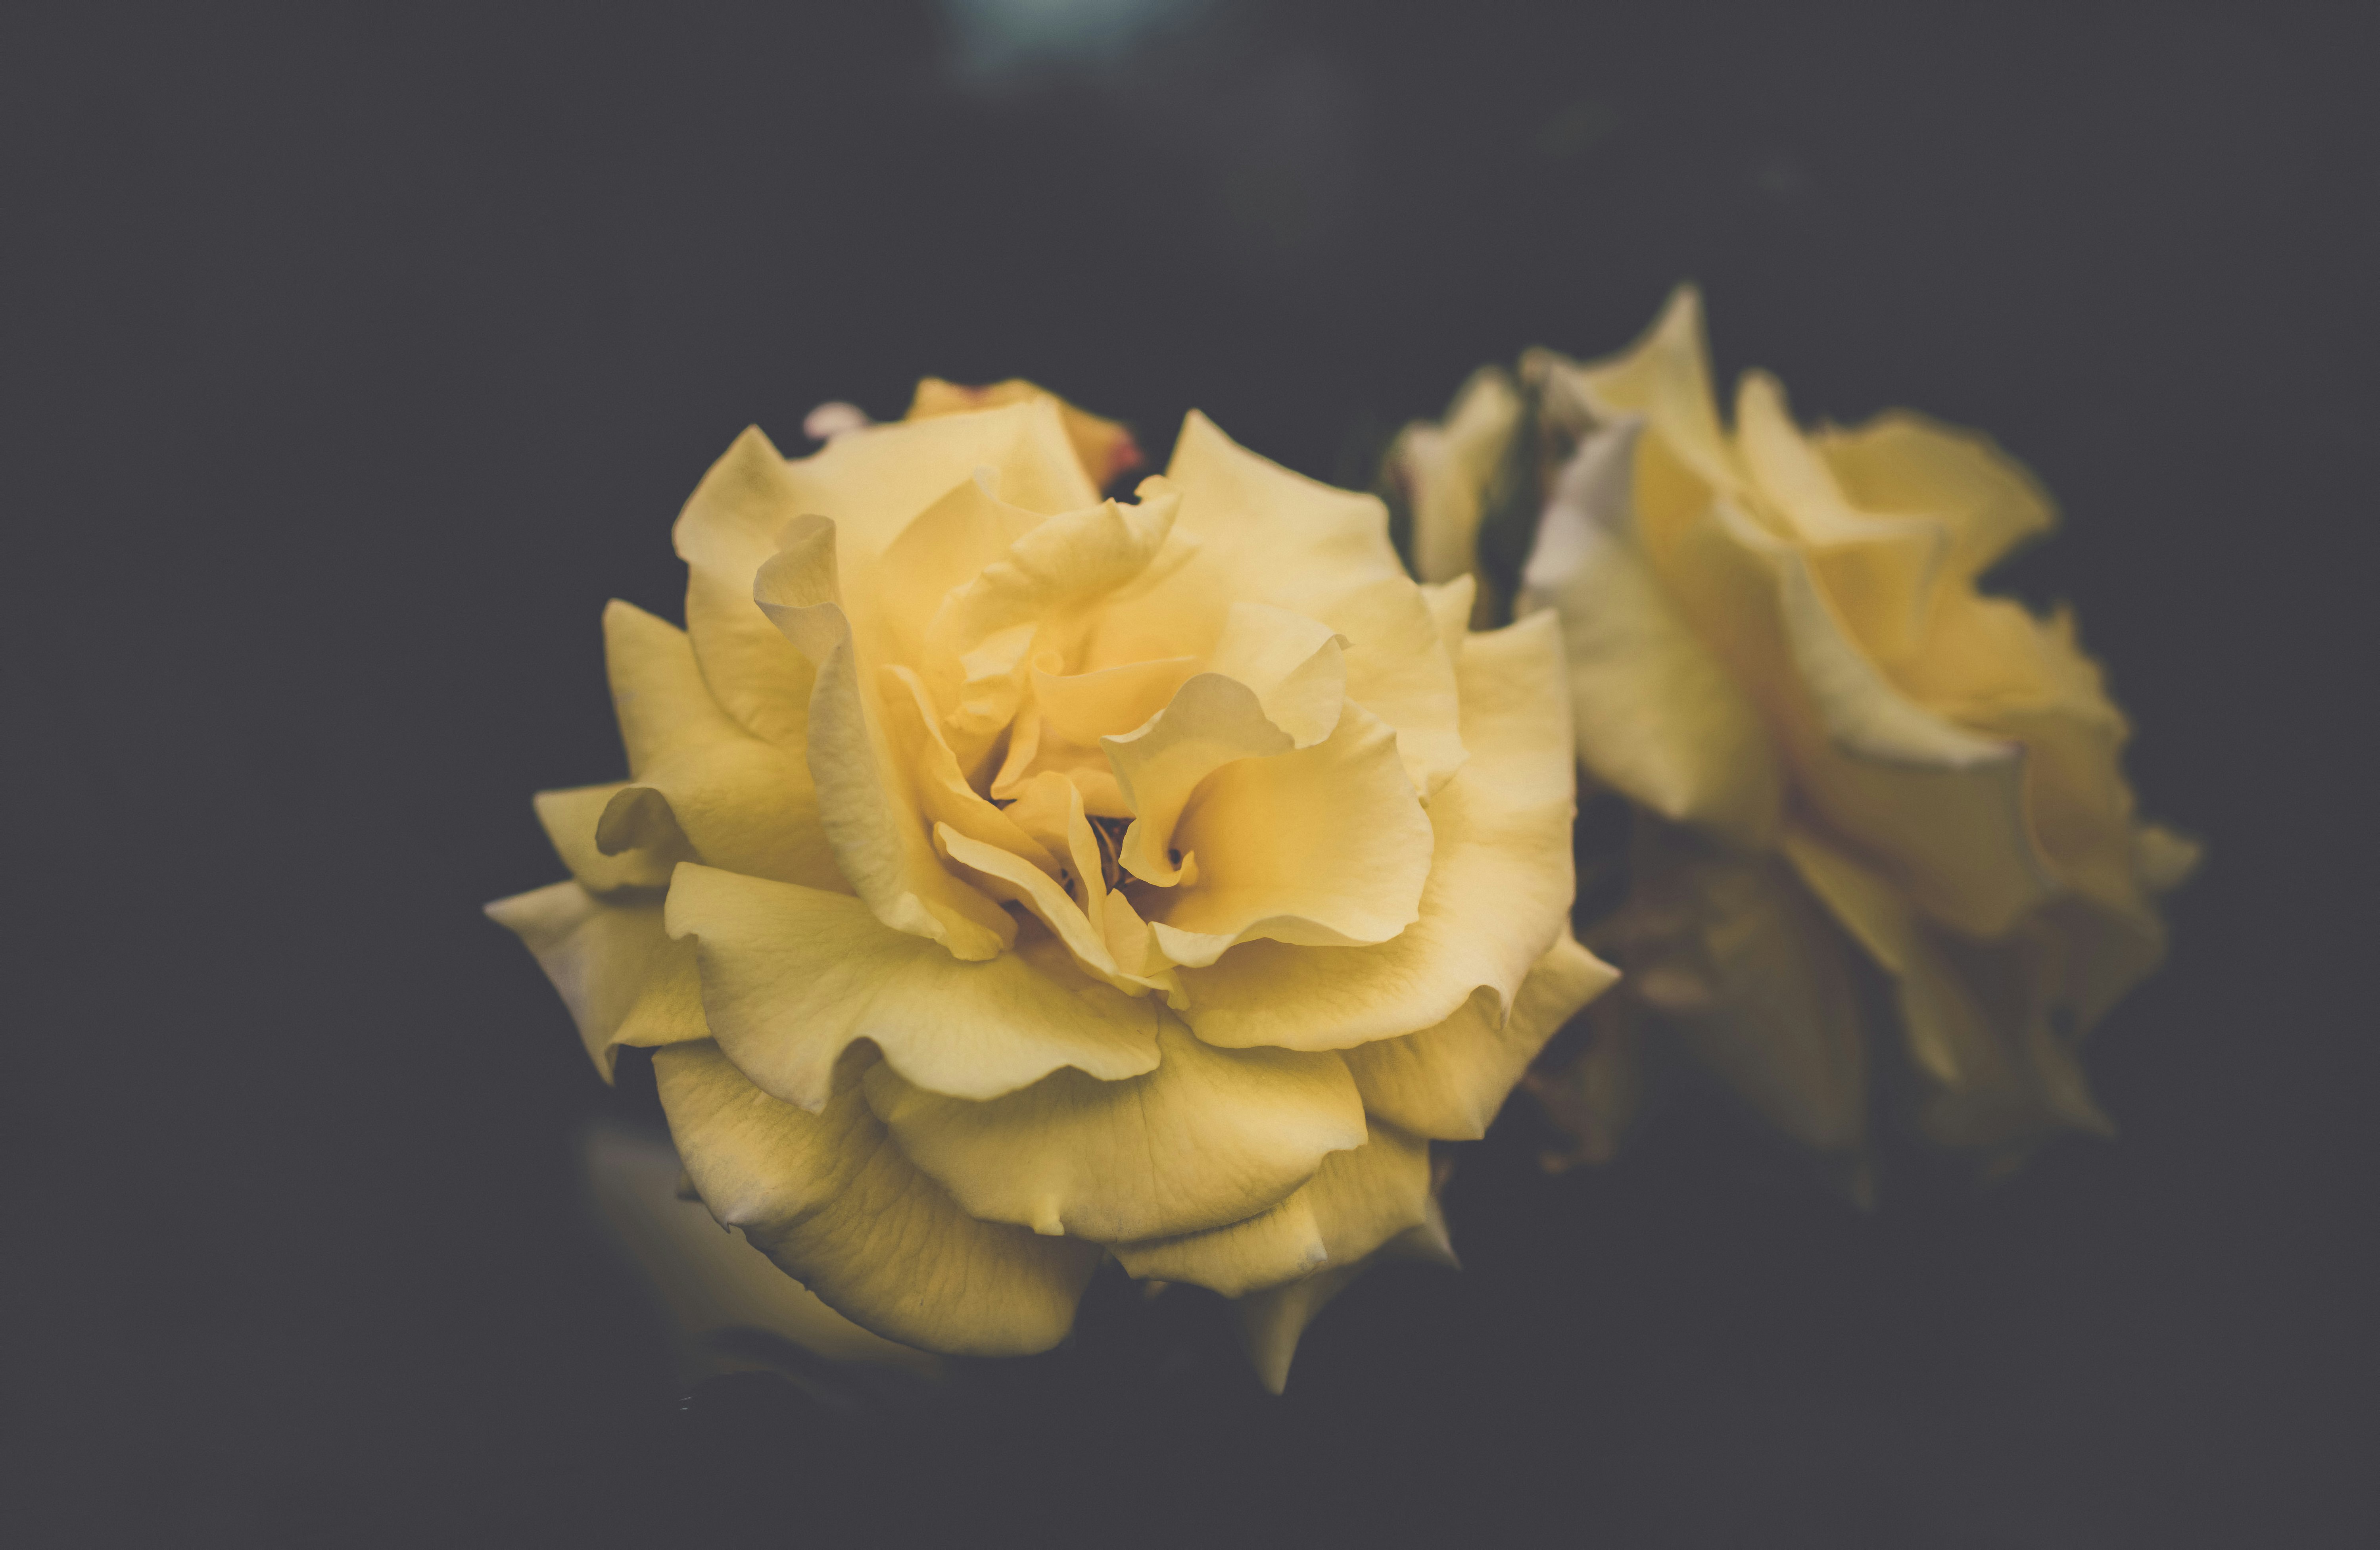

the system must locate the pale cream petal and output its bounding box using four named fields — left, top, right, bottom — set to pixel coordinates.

left=880, top=666, right=1056, bottom=872
left=1345, top=932, right=1618, bottom=1141
left=1519, top=420, right=1782, bottom=847
left=534, top=782, right=682, bottom=894
left=1733, top=371, right=1951, bottom=665
left=1148, top=702, right=1433, bottom=966
left=669, top=427, right=817, bottom=747
left=755, top=519, right=1013, bottom=958
left=783, top=396, right=1098, bottom=567
left=1395, top=365, right=1523, bottom=587
left=656, top=1041, right=1100, bottom=1357
left=1317, top=575, right=1469, bottom=799
left=1111, top=1124, right=1431, bottom=1297
left=1163, top=410, right=1409, bottom=615
left=664, top=864, right=1161, bottom=1109
left=599, top=602, right=841, bottom=889
left=861, top=1021, right=1365, bottom=1243
left=1815, top=408, right=2056, bottom=583
left=485, top=881, right=706, bottom=1081
left=1177, top=613, right=1575, bottom=1050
